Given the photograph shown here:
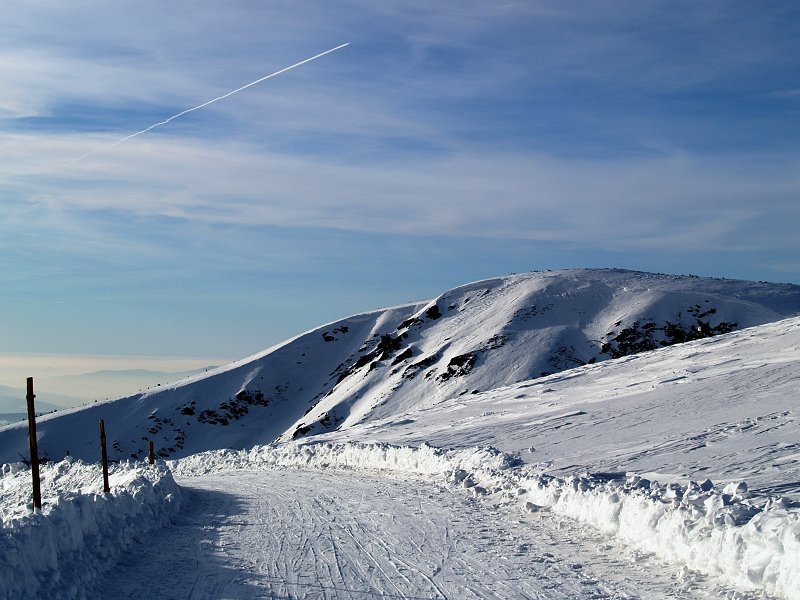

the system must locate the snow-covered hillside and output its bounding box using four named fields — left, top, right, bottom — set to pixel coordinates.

left=169, top=316, right=800, bottom=598
left=316, top=314, right=800, bottom=500
left=3, top=269, right=800, bottom=599
left=0, top=269, right=798, bottom=465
